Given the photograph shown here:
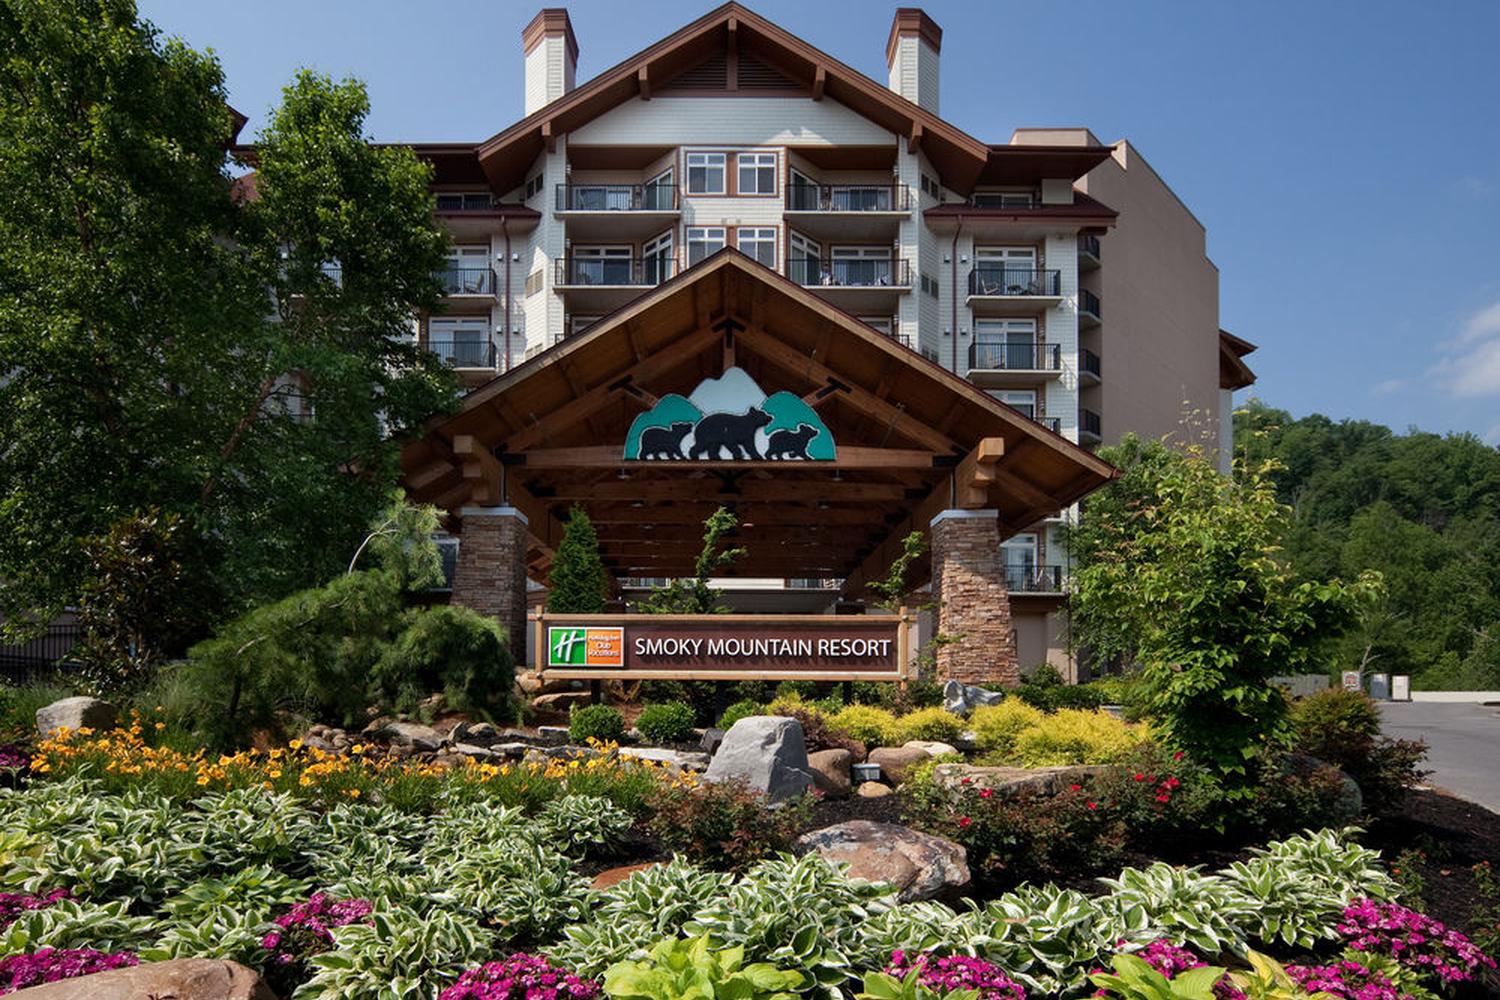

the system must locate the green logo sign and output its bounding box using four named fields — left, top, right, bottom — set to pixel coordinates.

left=624, top=366, right=835, bottom=461
left=547, top=626, right=625, bottom=668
